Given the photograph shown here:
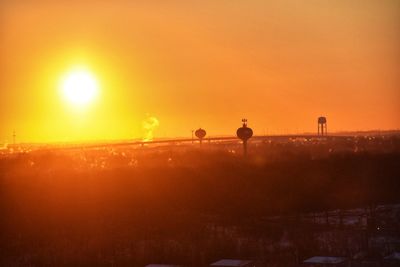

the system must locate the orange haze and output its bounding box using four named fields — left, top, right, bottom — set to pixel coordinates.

left=1, top=1, right=399, bottom=143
